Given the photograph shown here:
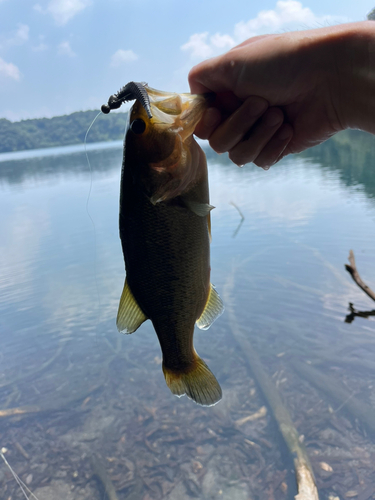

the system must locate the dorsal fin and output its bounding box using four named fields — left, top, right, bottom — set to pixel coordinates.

left=116, top=279, right=148, bottom=334
left=196, top=284, right=224, bottom=330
